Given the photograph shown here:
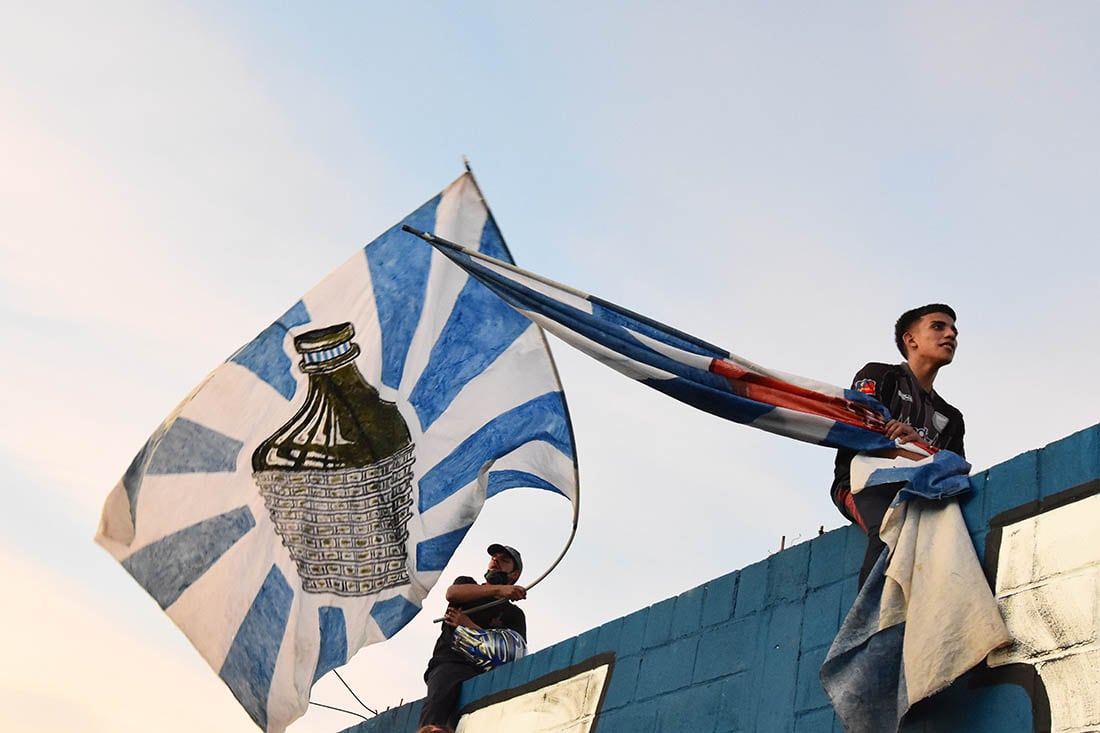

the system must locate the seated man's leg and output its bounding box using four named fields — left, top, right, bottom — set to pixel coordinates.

left=419, top=661, right=481, bottom=728
left=852, top=482, right=903, bottom=588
